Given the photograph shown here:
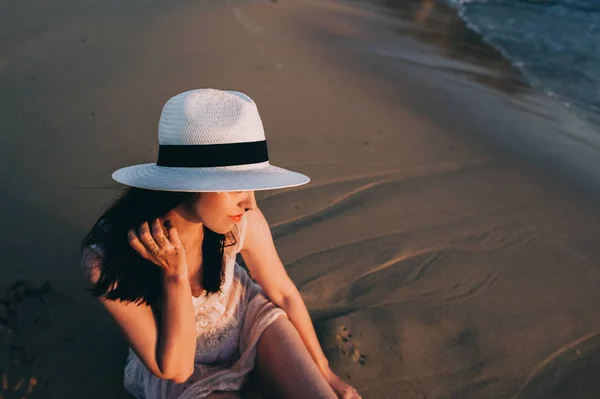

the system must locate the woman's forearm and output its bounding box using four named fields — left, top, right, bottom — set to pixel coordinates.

left=279, top=292, right=331, bottom=373
left=158, top=275, right=197, bottom=382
